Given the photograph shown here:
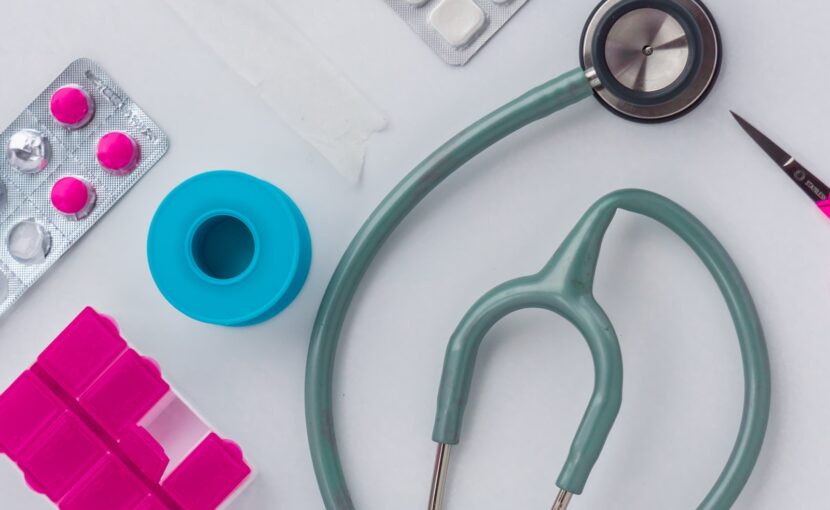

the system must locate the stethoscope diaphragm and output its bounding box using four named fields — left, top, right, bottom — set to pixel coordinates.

left=580, top=0, right=721, bottom=122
